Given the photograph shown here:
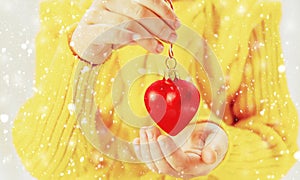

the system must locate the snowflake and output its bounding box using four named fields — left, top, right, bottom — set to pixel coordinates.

left=1, top=48, right=7, bottom=53
left=81, top=66, right=90, bottom=74
left=0, top=114, right=9, bottom=123
left=294, top=151, right=300, bottom=161
left=278, top=65, right=286, bottom=73
left=68, top=103, right=76, bottom=115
